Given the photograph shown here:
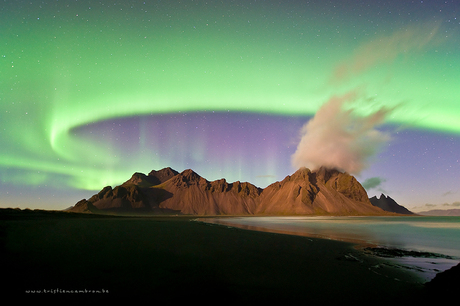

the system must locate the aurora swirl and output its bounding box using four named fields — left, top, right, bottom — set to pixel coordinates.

left=1, top=1, right=459, bottom=210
